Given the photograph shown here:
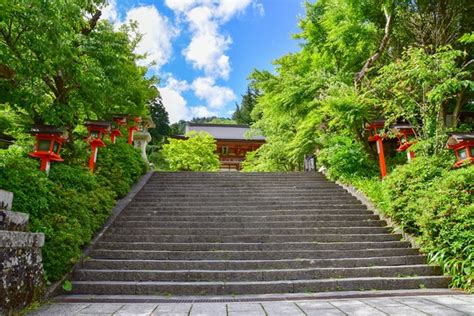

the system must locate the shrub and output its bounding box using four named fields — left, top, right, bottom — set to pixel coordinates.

left=0, top=139, right=147, bottom=282
left=162, top=131, right=220, bottom=171
left=317, top=135, right=377, bottom=181
left=417, top=166, right=473, bottom=290
left=380, top=156, right=451, bottom=234
left=95, top=141, right=148, bottom=198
